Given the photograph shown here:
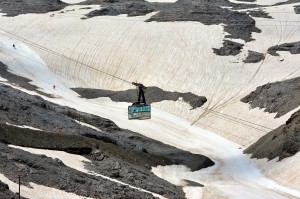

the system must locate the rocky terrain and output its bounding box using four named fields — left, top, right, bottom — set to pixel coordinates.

left=268, top=41, right=300, bottom=56
left=295, top=5, right=300, bottom=14
left=0, top=142, right=159, bottom=199
left=0, top=0, right=265, bottom=58
left=213, top=40, right=244, bottom=56
left=240, top=2, right=300, bottom=160
left=243, top=77, right=300, bottom=160
left=243, top=50, right=265, bottom=63
left=0, top=82, right=213, bottom=168
left=245, top=109, right=300, bottom=160
left=241, top=76, right=300, bottom=118
left=0, top=81, right=213, bottom=198
left=0, top=103, right=178, bottom=199
left=0, top=0, right=66, bottom=17
left=72, top=87, right=207, bottom=109
left=0, top=61, right=213, bottom=170
left=0, top=179, right=25, bottom=199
